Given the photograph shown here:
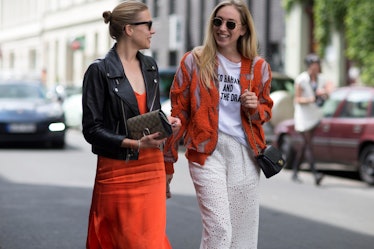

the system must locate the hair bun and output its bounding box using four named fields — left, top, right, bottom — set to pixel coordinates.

left=102, top=11, right=112, bottom=24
